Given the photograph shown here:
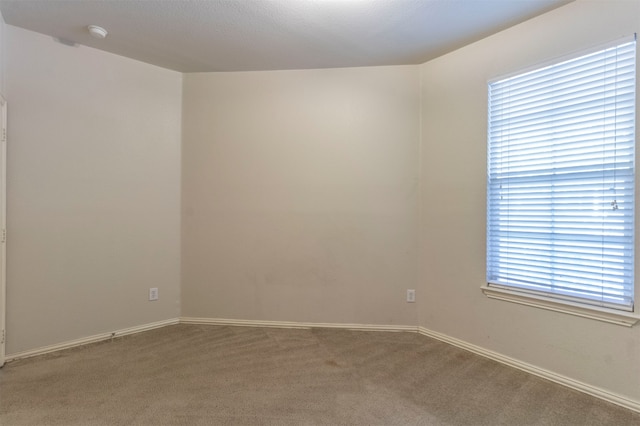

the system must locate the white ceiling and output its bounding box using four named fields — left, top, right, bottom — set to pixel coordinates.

left=0, top=0, right=573, bottom=72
